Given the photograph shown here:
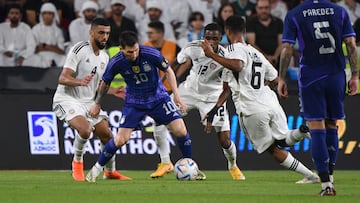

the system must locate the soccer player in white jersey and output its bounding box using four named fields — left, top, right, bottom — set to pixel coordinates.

left=150, top=23, right=245, bottom=180
left=200, top=15, right=320, bottom=184
left=52, top=18, right=130, bottom=181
